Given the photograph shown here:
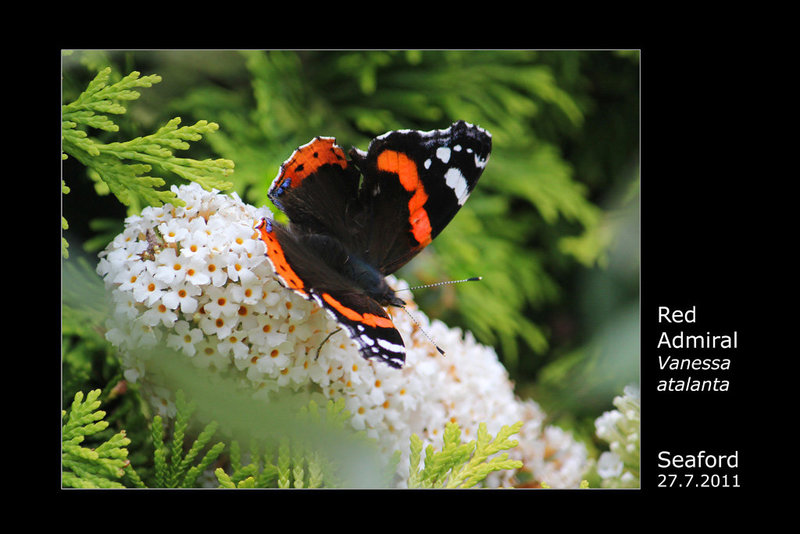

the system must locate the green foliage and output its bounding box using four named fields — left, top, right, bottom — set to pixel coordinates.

left=59, top=388, right=522, bottom=489
left=214, top=400, right=517, bottom=489
left=61, top=389, right=138, bottom=488
left=150, top=391, right=226, bottom=488
left=214, top=397, right=397, bottom=488
left=214, top=399, right=338, bottom=489
left=61, top=386, right=393, bottom=488
left=408, top=422, right=523, bottom=488
left=215, top=436, right=329, bottom=489
left=61, top=66, right=235, bottom=254
left=214, top=440, right=279, bottom=488
left=61, top=255, right=119, bottom=404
